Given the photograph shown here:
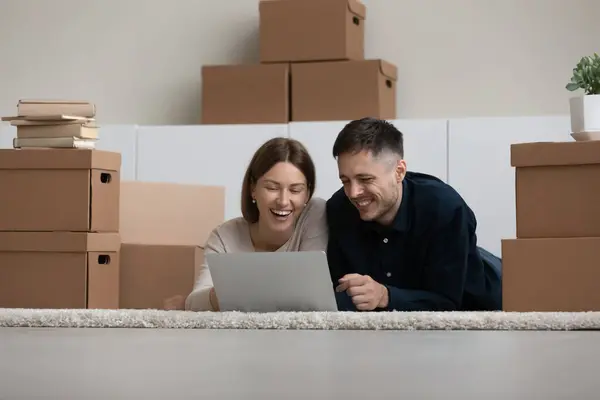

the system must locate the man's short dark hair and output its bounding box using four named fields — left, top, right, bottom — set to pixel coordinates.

left=332, top=117, right=404, bottom=159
